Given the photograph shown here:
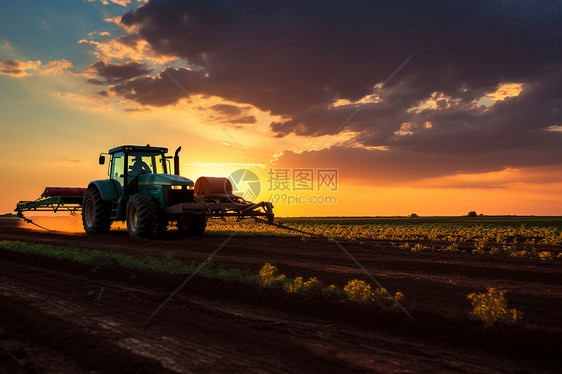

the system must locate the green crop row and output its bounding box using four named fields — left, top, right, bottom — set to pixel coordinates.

left=0, top=240, right=257, bottom=283
left=206, top=219, right=562, bottom=260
